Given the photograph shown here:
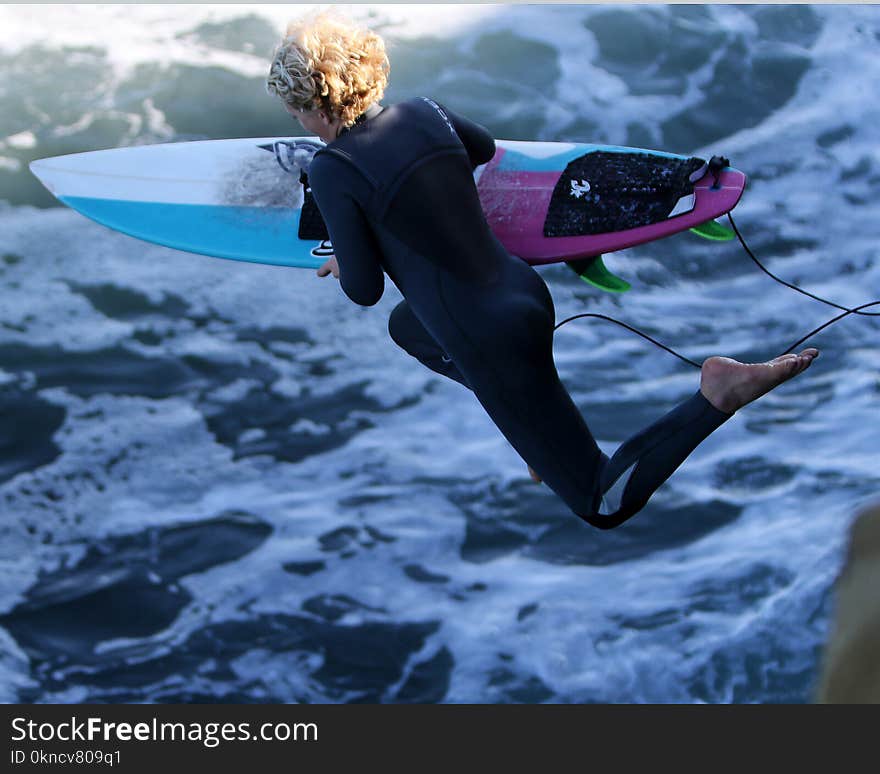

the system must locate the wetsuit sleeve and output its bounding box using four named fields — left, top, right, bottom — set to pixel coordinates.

left=308, top=154, right=385, bottom=307
left=438, top=103, right=496, bottom=168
